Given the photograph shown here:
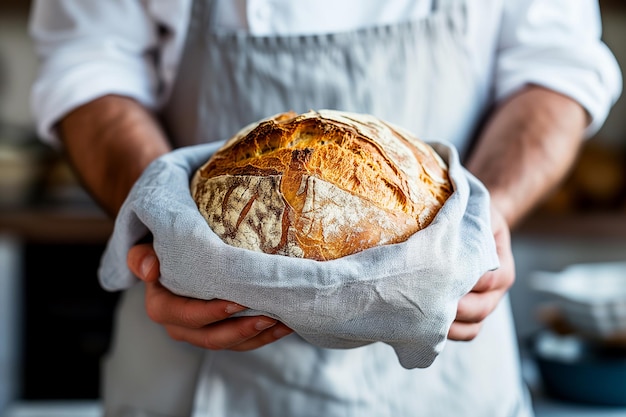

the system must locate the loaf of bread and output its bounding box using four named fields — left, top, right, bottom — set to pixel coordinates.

left=190, top=110, right=452, bottom=261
